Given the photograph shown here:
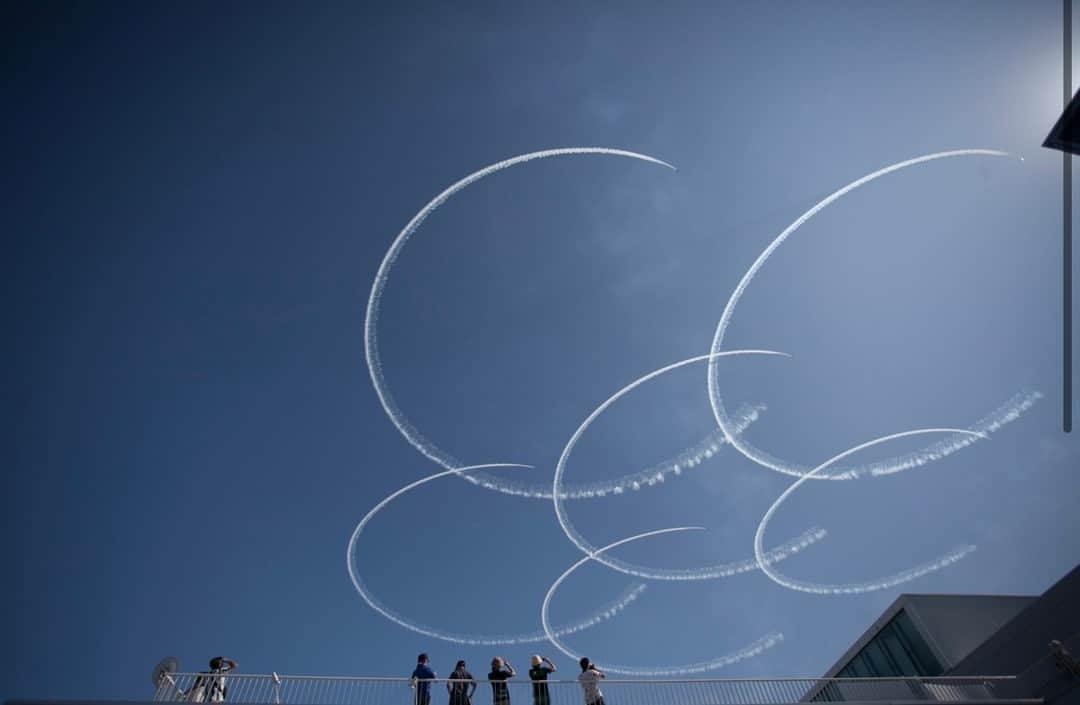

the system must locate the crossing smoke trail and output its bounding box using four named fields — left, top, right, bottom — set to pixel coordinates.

left=346, top=463, right=651, bottom=645
left=706, top=149, right=1034, bottom=480
left=365, top=148, right=676, bottom=495
left=753, top=429, right=987, bottom=595
left=551, top=350, right=829, bottom=581
left=540, top=527, right=785, bottom=676
left=457, top=404, right=764, bottom=500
